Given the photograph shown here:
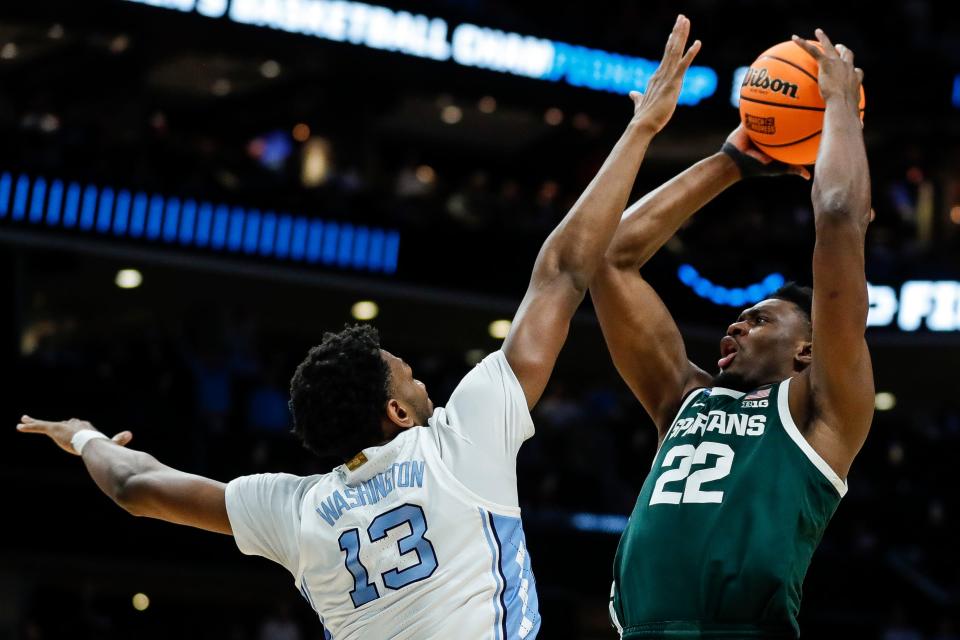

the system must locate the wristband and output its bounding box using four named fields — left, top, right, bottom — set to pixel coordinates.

left=71, top=430, right=109, bottom=455
left=720, top=141, right=790, bottom=178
